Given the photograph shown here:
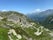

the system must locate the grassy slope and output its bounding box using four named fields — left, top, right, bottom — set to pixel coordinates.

left=0, top=27, right=9, bottom=40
